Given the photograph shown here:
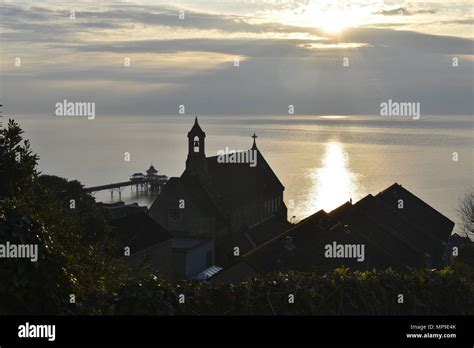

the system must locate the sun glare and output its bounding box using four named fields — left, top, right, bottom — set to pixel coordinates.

left=281, top=0, right=378, bottom=34
left=318, top=9, right=348, bottom=33
left=303, top=141, right=361, bottom=215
